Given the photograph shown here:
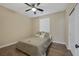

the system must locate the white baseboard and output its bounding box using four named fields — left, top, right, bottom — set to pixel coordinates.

left=53, top=41, right=66, bottom=45
left=65, top=45, right=70, bottom=51
left=0, top=41, right=18, bottom=49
